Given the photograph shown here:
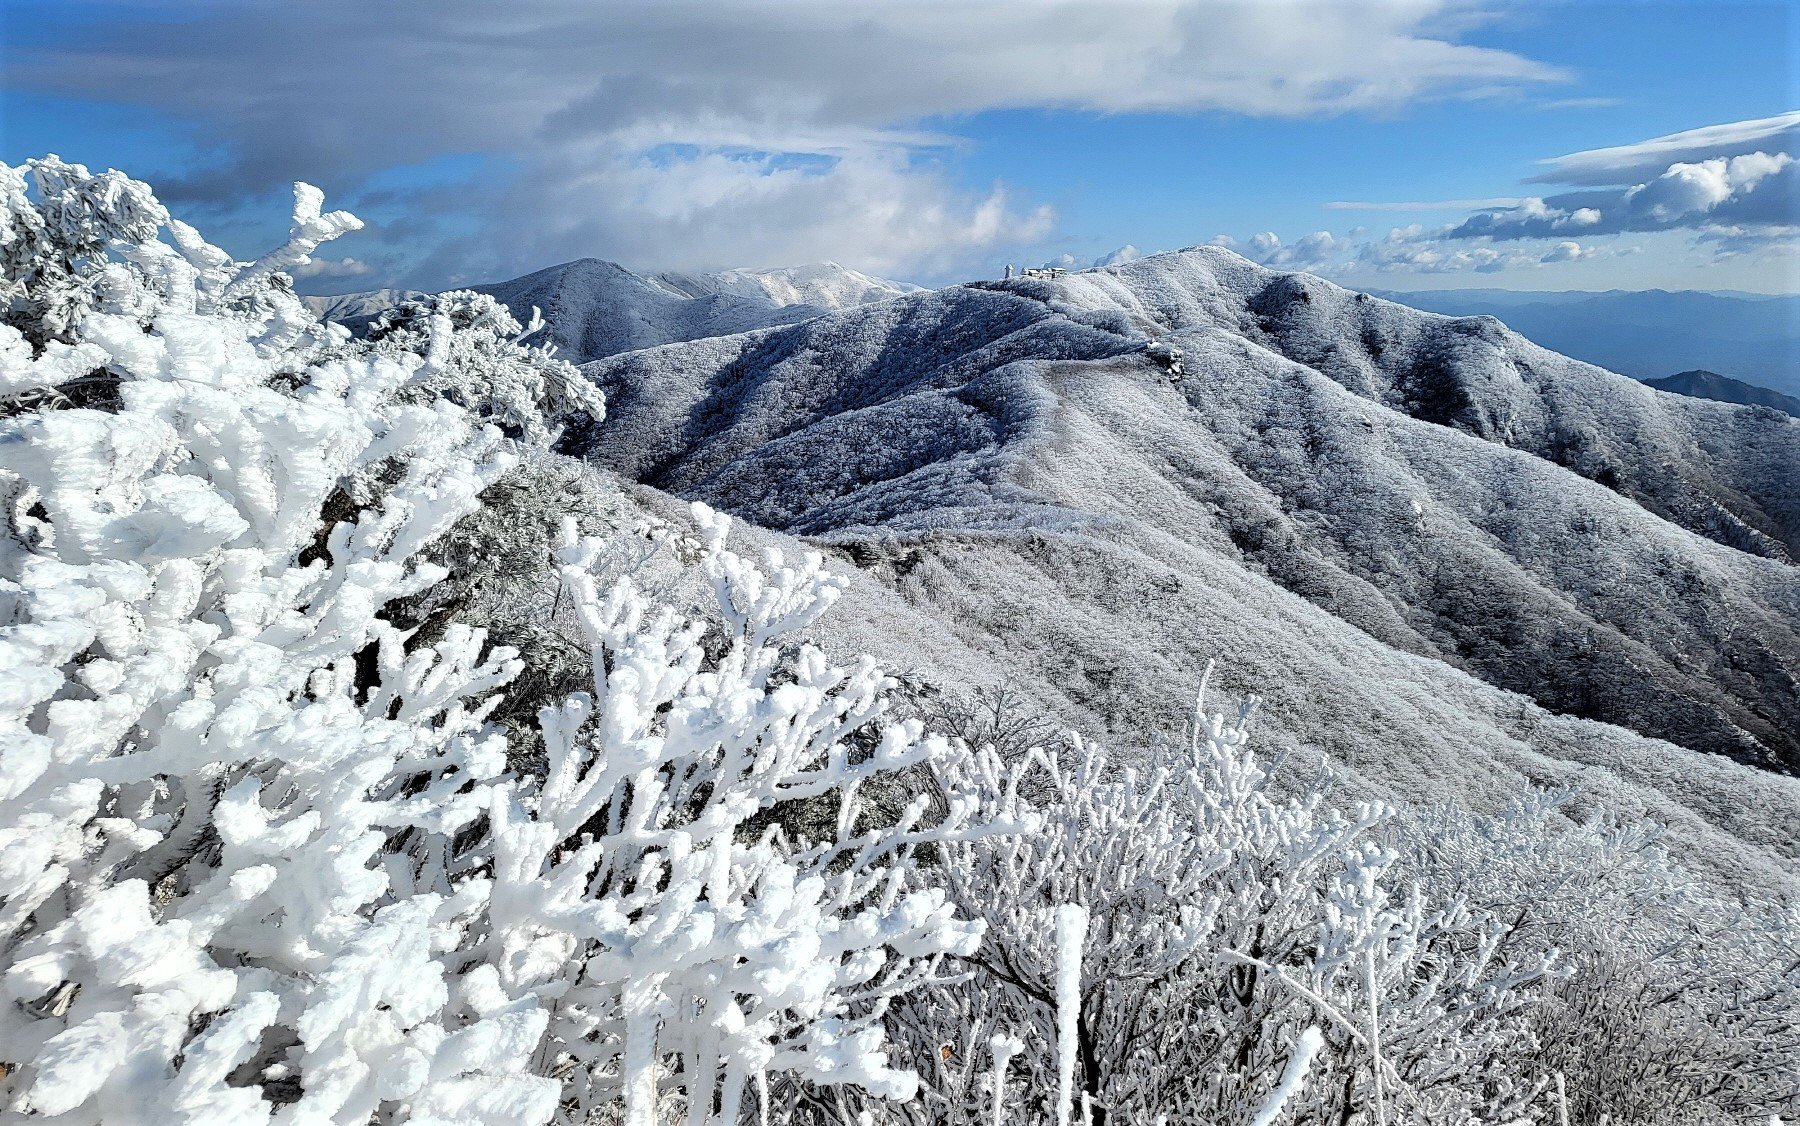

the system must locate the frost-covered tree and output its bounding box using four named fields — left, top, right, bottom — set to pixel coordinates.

left=459, top=504, right=1031, bottom=1125
left=0, top=156, right=1008, bottom=1125
left=0, top=156, right=539, bottom=1122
